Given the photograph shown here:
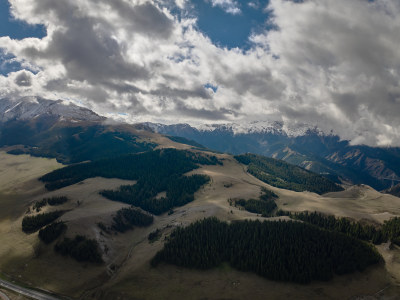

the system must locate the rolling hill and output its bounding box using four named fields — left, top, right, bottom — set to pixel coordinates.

left=1, top=97, right=400, bottom=299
